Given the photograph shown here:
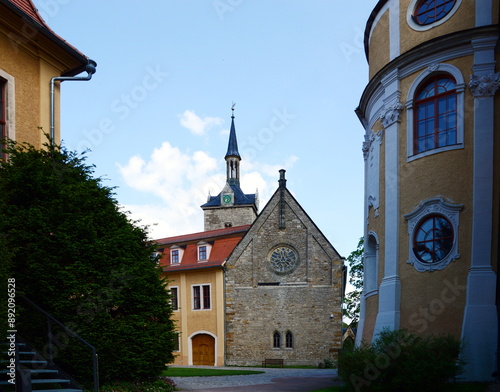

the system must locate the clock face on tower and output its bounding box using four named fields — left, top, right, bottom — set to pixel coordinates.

left=222, top=194, right=232, bottom=204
